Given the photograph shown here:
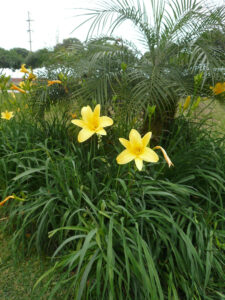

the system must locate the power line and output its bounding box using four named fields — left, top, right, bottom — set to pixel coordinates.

left=26, top=11, right=33, bottom=52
